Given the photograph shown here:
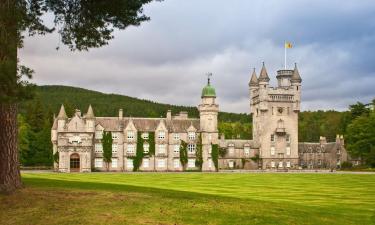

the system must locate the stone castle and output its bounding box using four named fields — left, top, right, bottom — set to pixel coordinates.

left=51, top=63, right=348, bottom=172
